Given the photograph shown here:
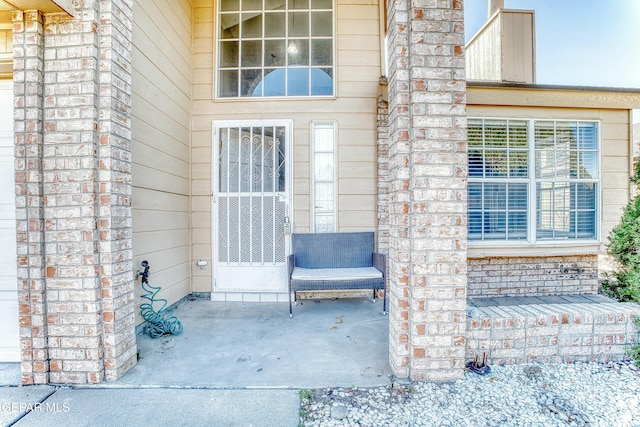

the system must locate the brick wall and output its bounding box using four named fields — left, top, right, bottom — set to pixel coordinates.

left=468, top=255, right=599, bottom=298
left=467, top=302, right=640, bottom=365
